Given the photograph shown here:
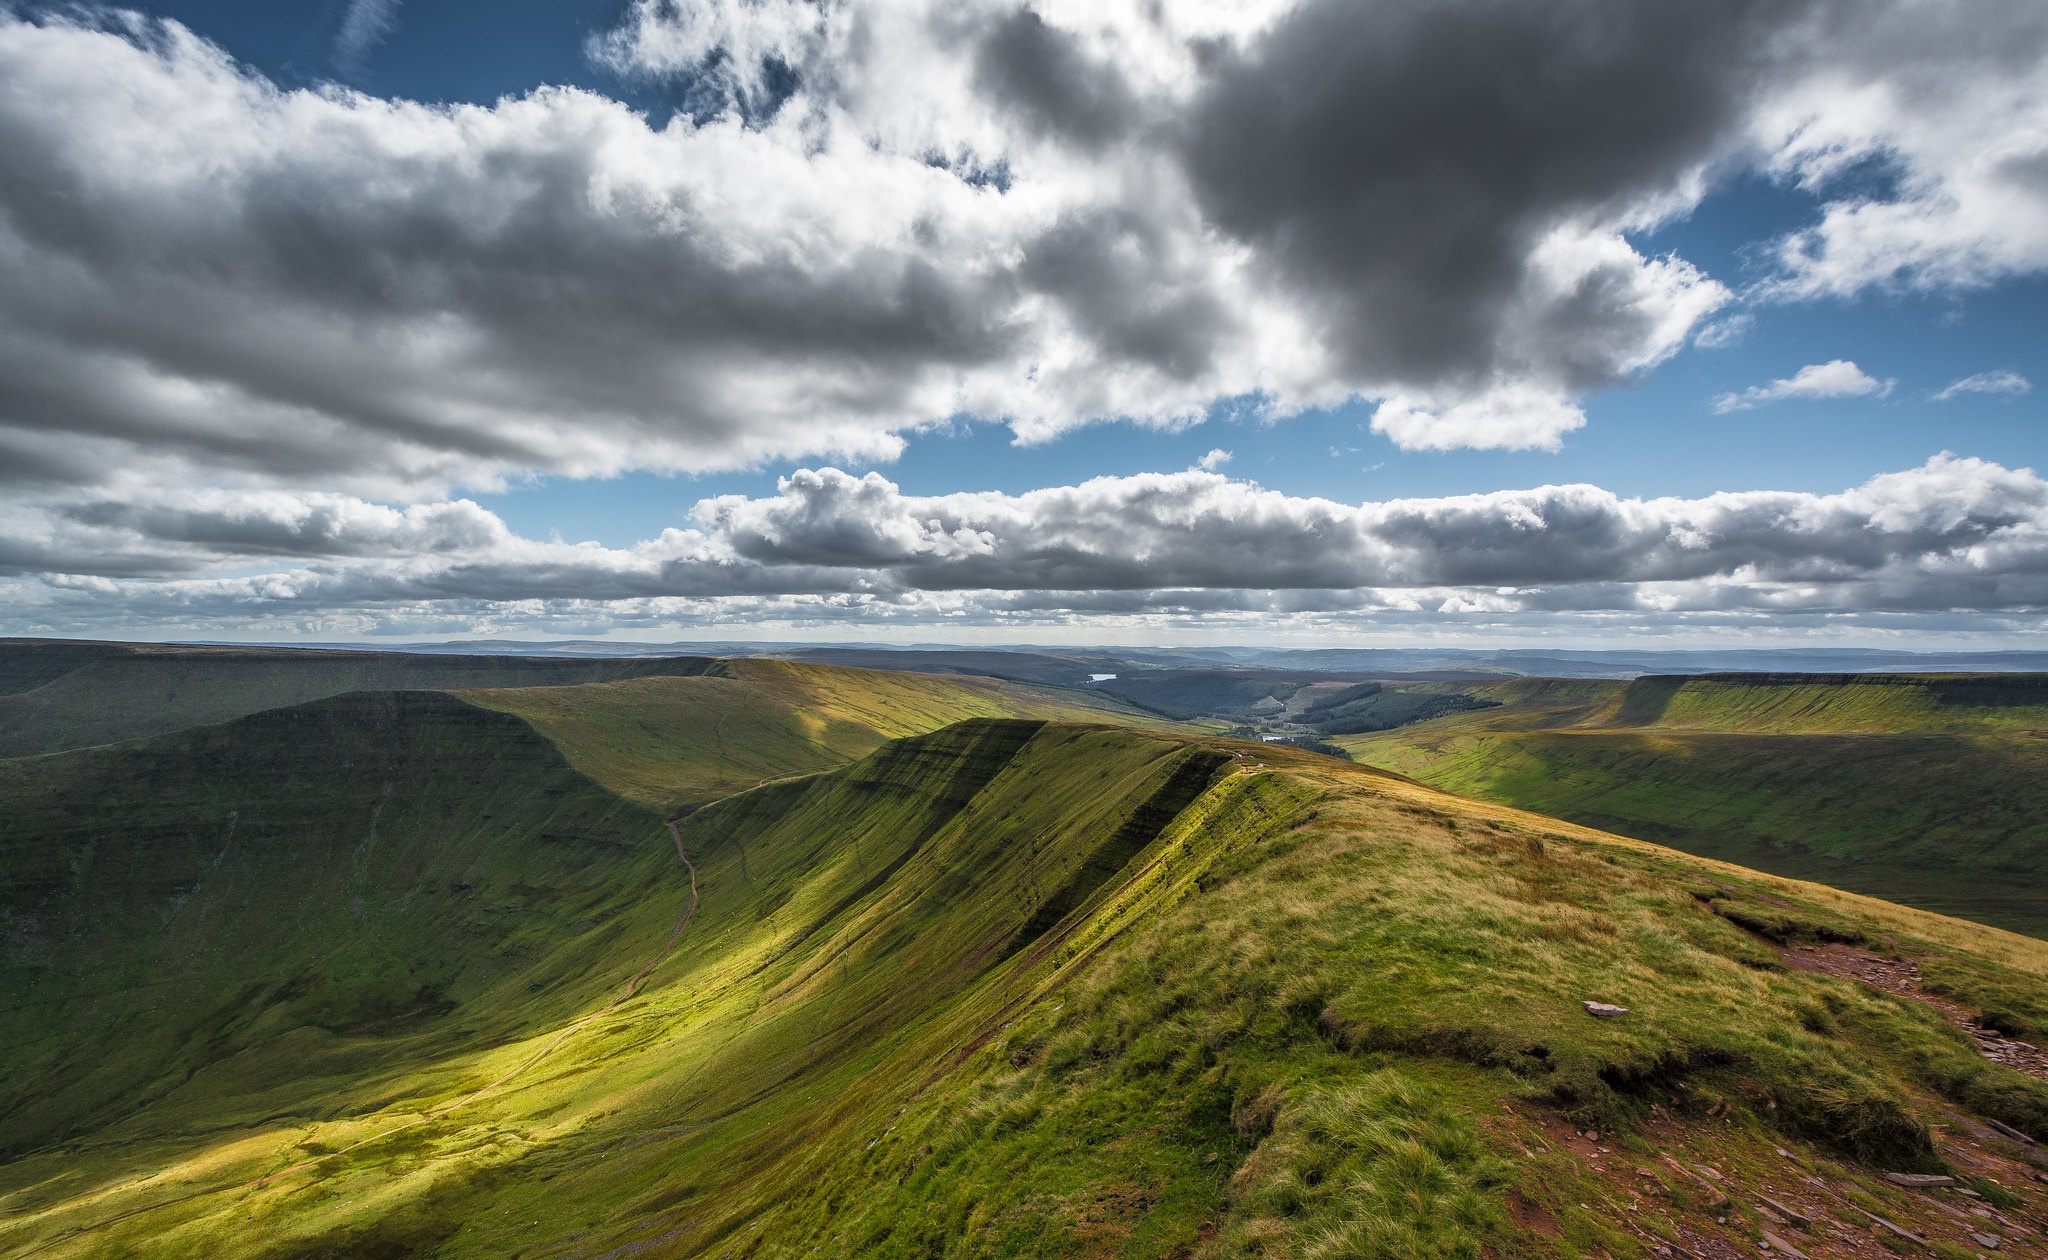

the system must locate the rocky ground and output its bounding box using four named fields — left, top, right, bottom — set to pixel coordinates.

left=1777, top=942, right=2048, bottom=1085
left=1488, top=937, right=2048, bottom=1258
